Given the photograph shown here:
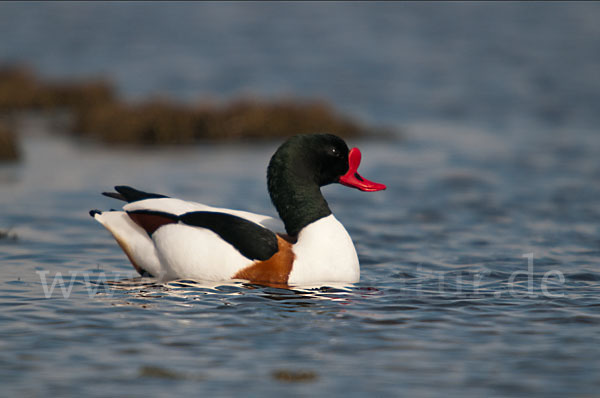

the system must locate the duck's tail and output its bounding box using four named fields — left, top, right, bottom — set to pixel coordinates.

left=90, top=210, right=164, bottom=278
